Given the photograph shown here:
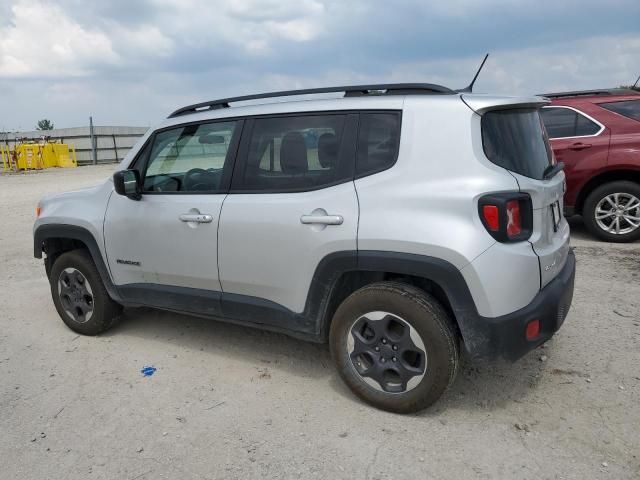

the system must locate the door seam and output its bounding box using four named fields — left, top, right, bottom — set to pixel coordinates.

left=216, top=193, right=229, bottom=293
